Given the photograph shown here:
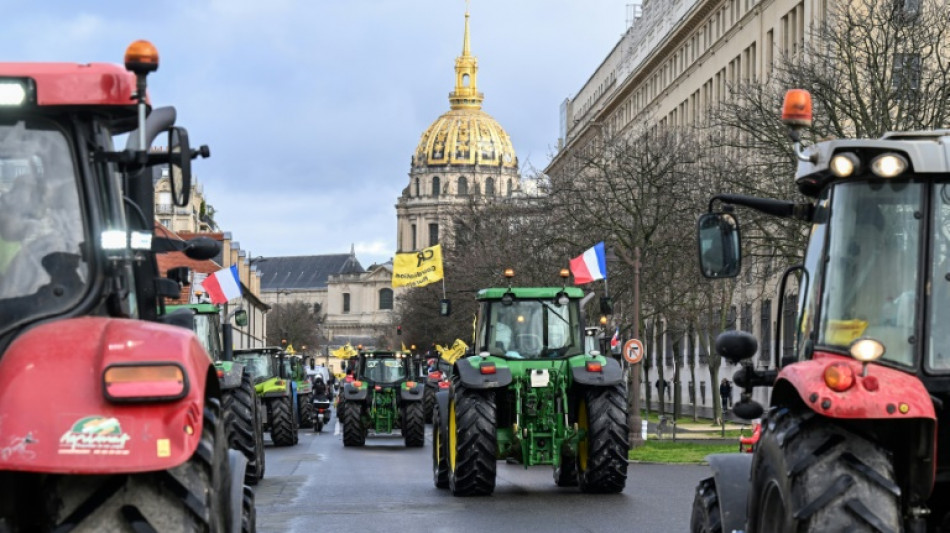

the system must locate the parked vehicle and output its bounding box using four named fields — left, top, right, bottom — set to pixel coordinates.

left=0, top=41, right=251, bottom=530
left=691, top=89, right=949, bottom=532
